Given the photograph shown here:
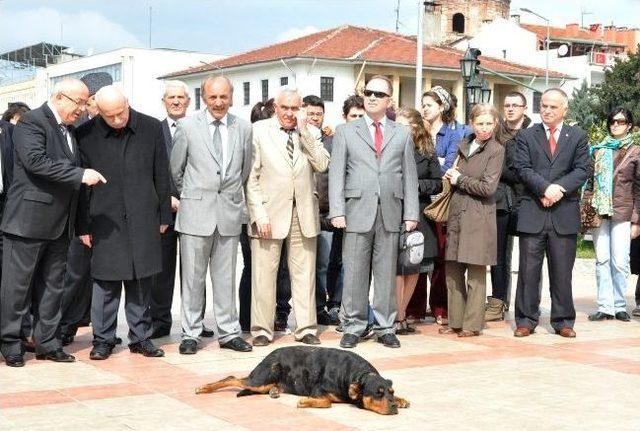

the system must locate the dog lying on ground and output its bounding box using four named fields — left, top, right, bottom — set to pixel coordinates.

left=195, top=346, right=410, bottom=415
